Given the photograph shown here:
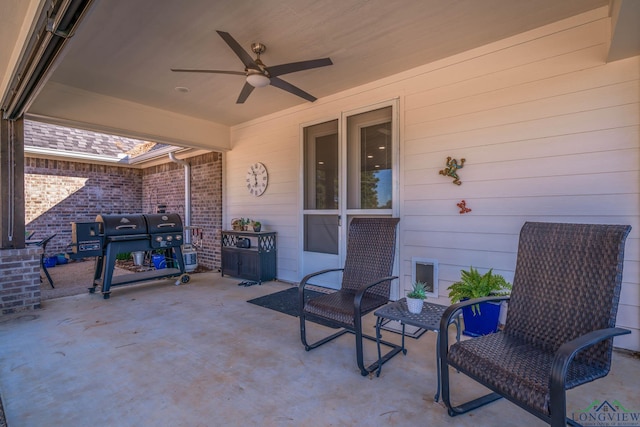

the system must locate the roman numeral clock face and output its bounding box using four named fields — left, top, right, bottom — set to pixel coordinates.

left=246, top=162, right=268, bottom=196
